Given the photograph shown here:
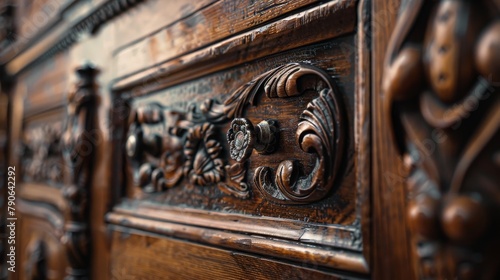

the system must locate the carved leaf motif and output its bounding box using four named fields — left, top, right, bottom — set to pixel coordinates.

left=202, top=63, right=331, bottom=122
left=254, top=88, right=344, bottom=204
left=22, top=125, right=64, bottom=184
left=184, top=123, right=224, bottom=186
left=218, top=163, right=249, bottom=199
